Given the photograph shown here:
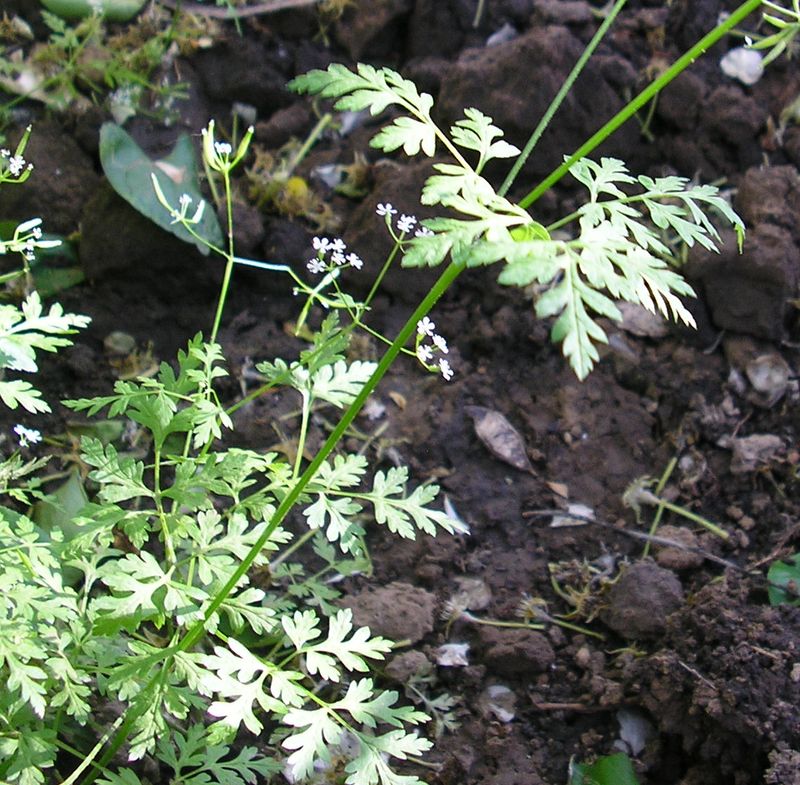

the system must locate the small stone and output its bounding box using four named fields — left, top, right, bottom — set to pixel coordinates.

left=574, top=645, right=592, bottom=669
left=434, top=642, right=470, bottom=667
left=385, top=650, right=431, bottom=683
left=739, top=515, right=756, bottom=531
left=480, top=684, right=517, bottom=723
left=654, top=525, right=704, bottom=571
left=340, top=582, right=435, bottom=644
left=746, top=353, right=791, bottom=407
left=601, top=561, right=684, bottom=640
left=479, top=627, right=555, bottom=676
left=103, top=331, right=136, bottom=357
left=720, top=46, right=764, bottom=86
left=726, top=434, right=785, bottom=474
left=450, top=576, right=492, bottom=611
